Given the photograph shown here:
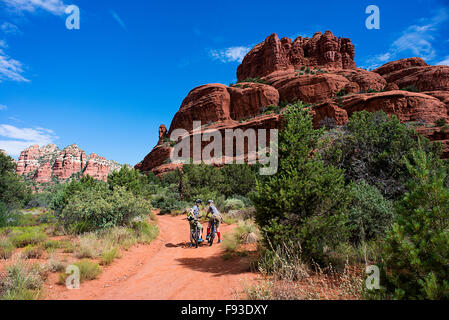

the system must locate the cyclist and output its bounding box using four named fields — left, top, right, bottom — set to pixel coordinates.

left=187, top=199, right=204, bottom=247
left=205, top=200, right=223, bottom=243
